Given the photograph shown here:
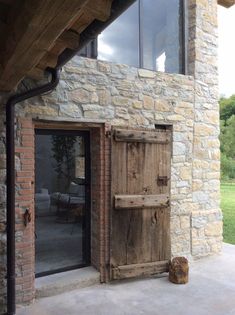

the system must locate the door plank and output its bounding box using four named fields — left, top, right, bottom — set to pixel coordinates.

left=114, top=129, right=171, bottom=143
left=111, top=139, right=128, bottom=266
left=114, top=194, right=170, bottom=209
left=112, top=260, right=169, bottom=280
